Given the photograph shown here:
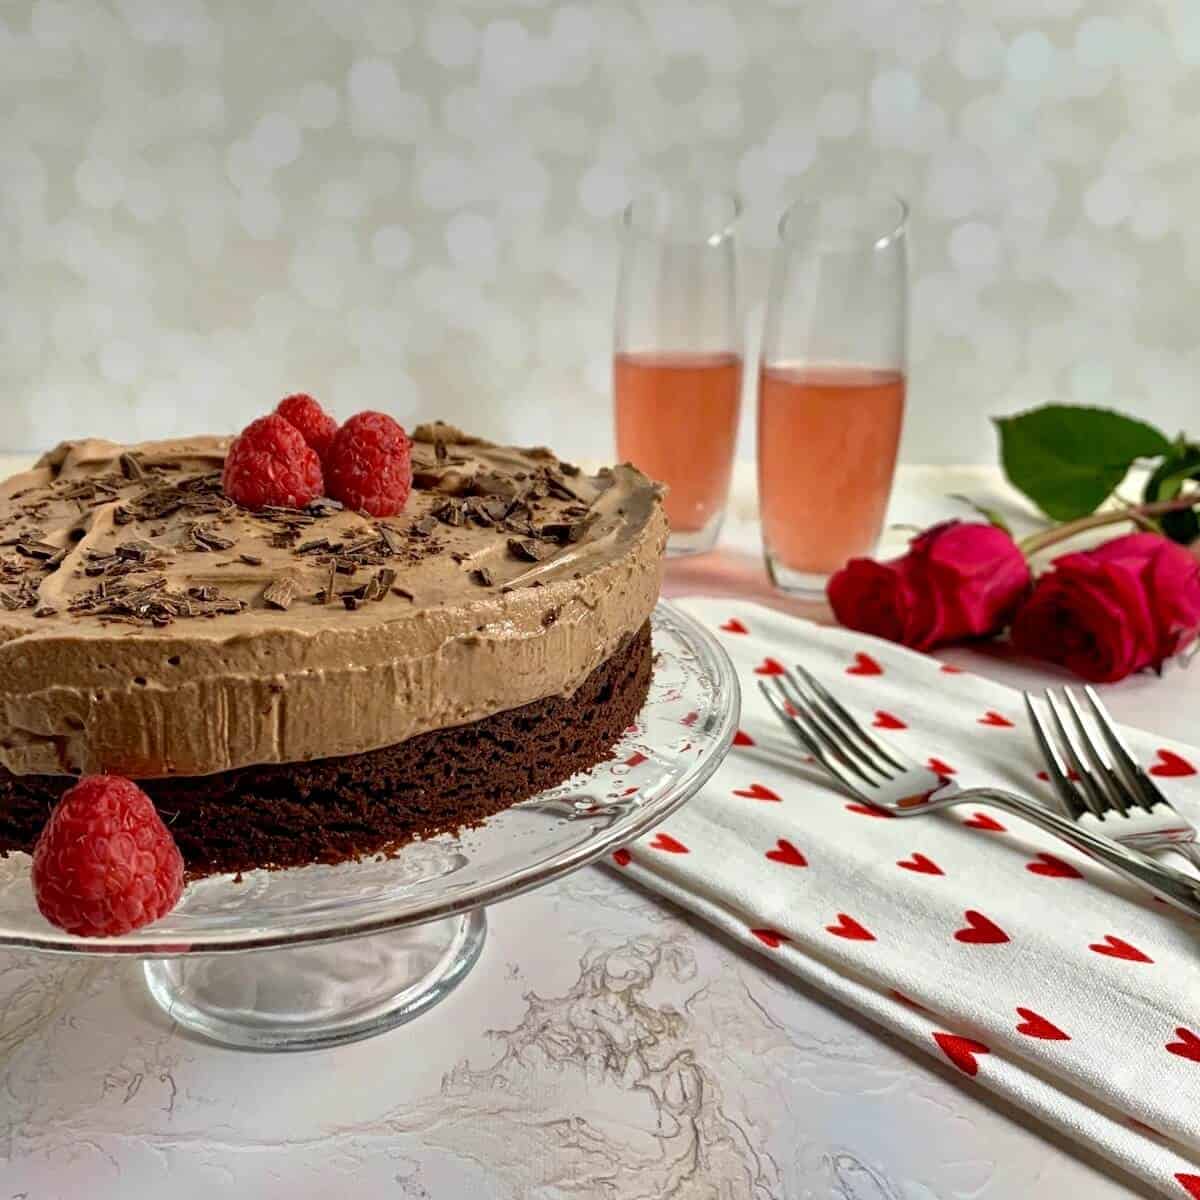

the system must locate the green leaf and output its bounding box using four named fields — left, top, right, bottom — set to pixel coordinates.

left=994, top=405, right=1171, bottom=520
left=1143, top=442, right=1200, bottom=545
